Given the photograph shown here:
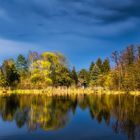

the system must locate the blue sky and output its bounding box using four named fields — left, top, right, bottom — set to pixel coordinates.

left=0, top=0, right=140, bottom=70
